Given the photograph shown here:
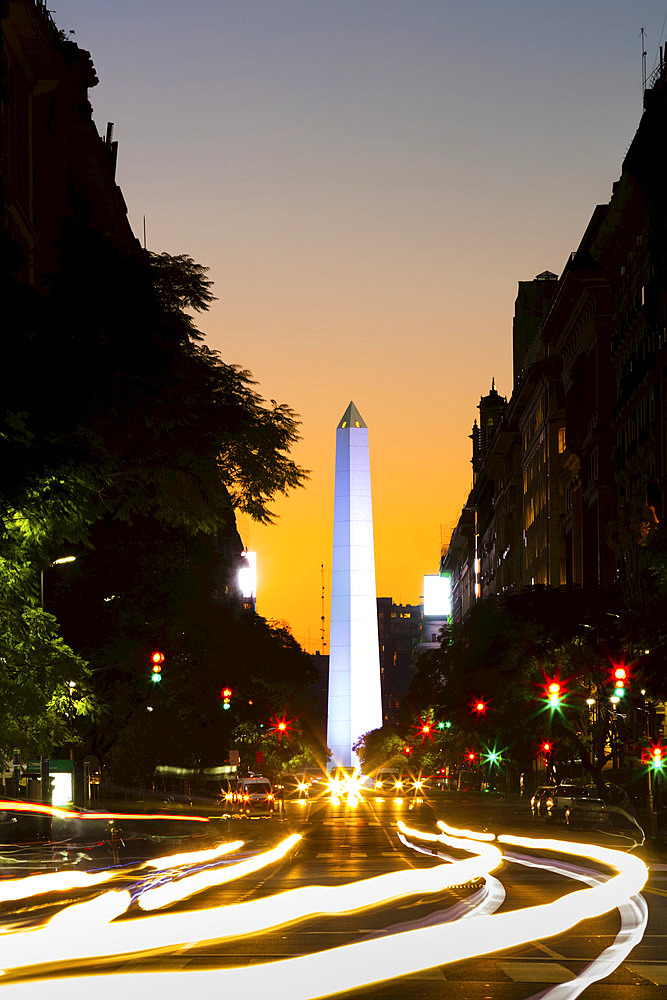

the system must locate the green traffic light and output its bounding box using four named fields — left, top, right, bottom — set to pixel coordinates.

left=151, top=673, right=162, bottom=684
